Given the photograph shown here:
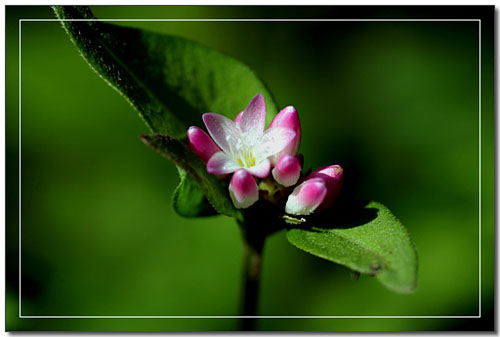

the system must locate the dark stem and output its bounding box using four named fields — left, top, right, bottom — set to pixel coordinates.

left=239, top=229, right=265, bottom=331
